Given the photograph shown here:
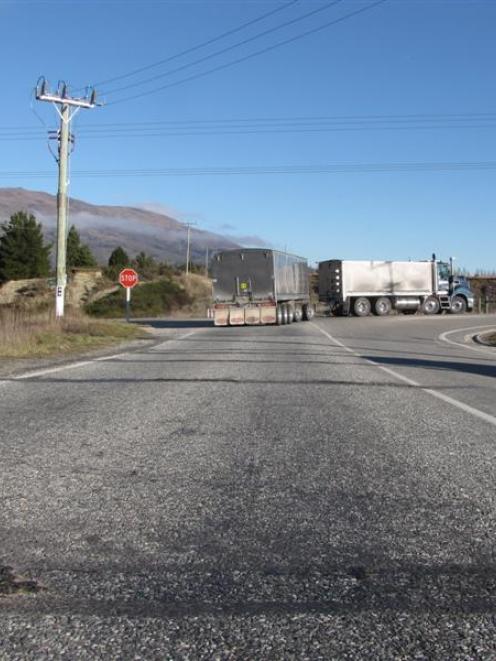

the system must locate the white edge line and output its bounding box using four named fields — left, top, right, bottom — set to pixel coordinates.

left=150, top=330, right=198, bottom=350
left=311, top=322, right=496, bottom=429
left=439, top=324, right=496, bottom=356
left=3, top=329, right=198, bottom=382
